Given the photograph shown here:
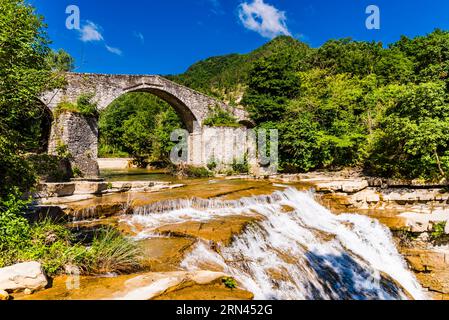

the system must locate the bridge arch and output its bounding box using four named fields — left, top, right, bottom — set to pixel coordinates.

left=118, top=84, right=199, bottom=133
left=41, top=73, right=257, bottom=178
left=41, top=73, right=250, bottom=132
